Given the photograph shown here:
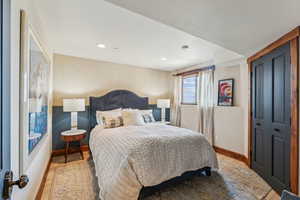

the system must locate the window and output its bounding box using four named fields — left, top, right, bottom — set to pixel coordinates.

left=182, top=75, right=198, bottom=104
